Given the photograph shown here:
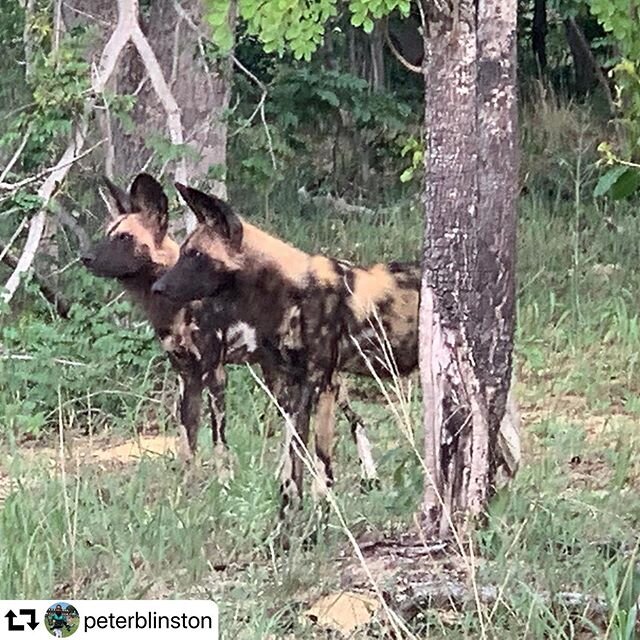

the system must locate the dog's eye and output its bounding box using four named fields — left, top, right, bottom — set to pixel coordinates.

left=117, top=232, right=132, bottom=241
left=187, top=249, right=203, bottom=259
